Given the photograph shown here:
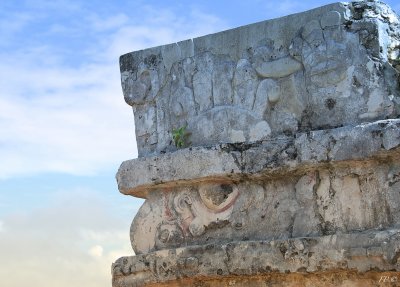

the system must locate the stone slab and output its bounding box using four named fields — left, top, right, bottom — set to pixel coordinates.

left=119, top=1, right=400, bottom=157
left=115, top=272, right=400, bottom=287
left=112, top=229, right=400, bottom=287
left=129, top=160, right=400, bottom=254
left=113, top=1, right=400, bottom=286
left=117, top=119, right=400, bottom=198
